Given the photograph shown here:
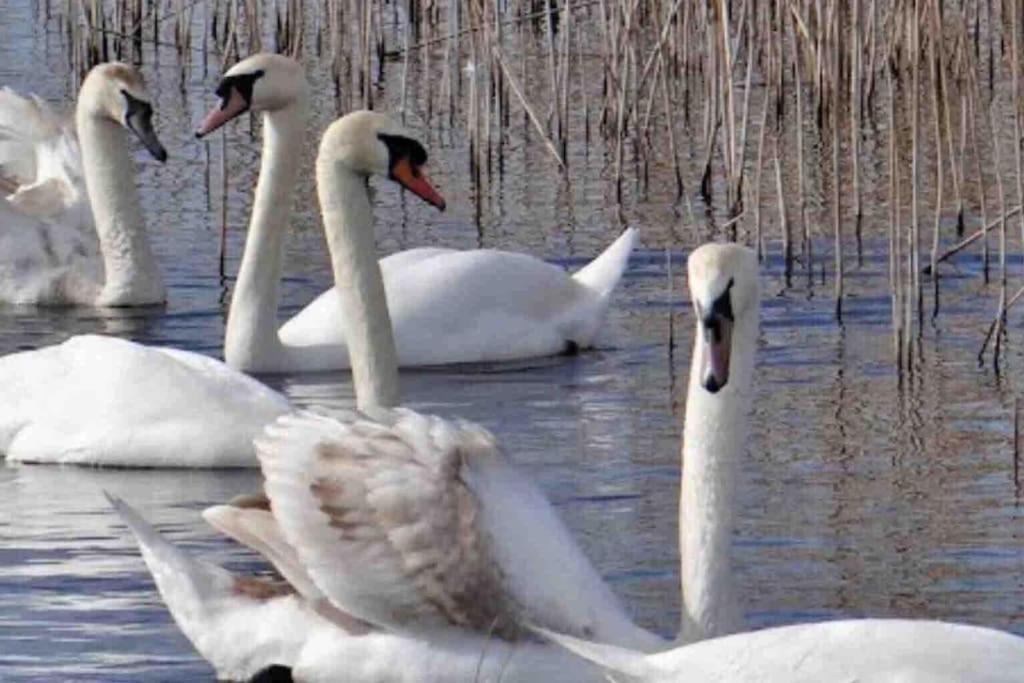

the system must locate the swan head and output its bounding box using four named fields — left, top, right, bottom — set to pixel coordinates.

left=195, top=53, right=307, bottom=138
left=318, top=110, right=446, bottom=210
left=687, top=243, right=759, bottom=394
left=78, top=62, right=167, bottom=162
